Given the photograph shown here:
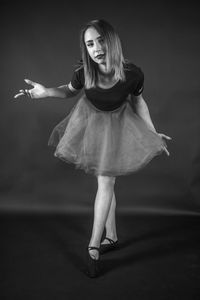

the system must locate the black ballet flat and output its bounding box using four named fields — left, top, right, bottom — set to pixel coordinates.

left=85, top=246, right=101, bottom=278
left=100, top=237, right=119, bottom=254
